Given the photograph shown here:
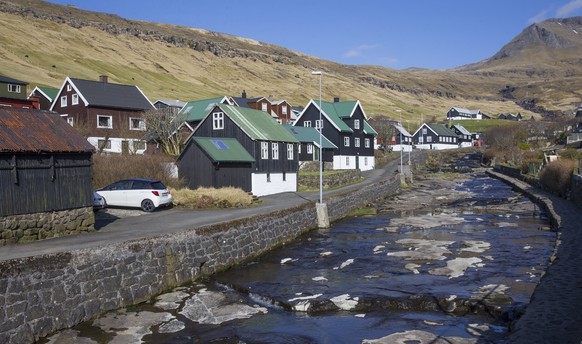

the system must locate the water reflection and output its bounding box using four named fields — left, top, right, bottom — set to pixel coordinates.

left=42, top=174, right=554, bottom=344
